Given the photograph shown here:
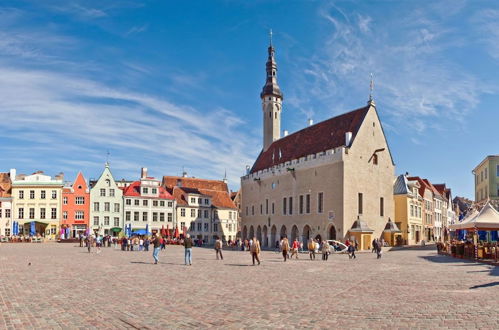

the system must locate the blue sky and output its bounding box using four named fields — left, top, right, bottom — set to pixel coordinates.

left=0, top=0, right=498, bottom=198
